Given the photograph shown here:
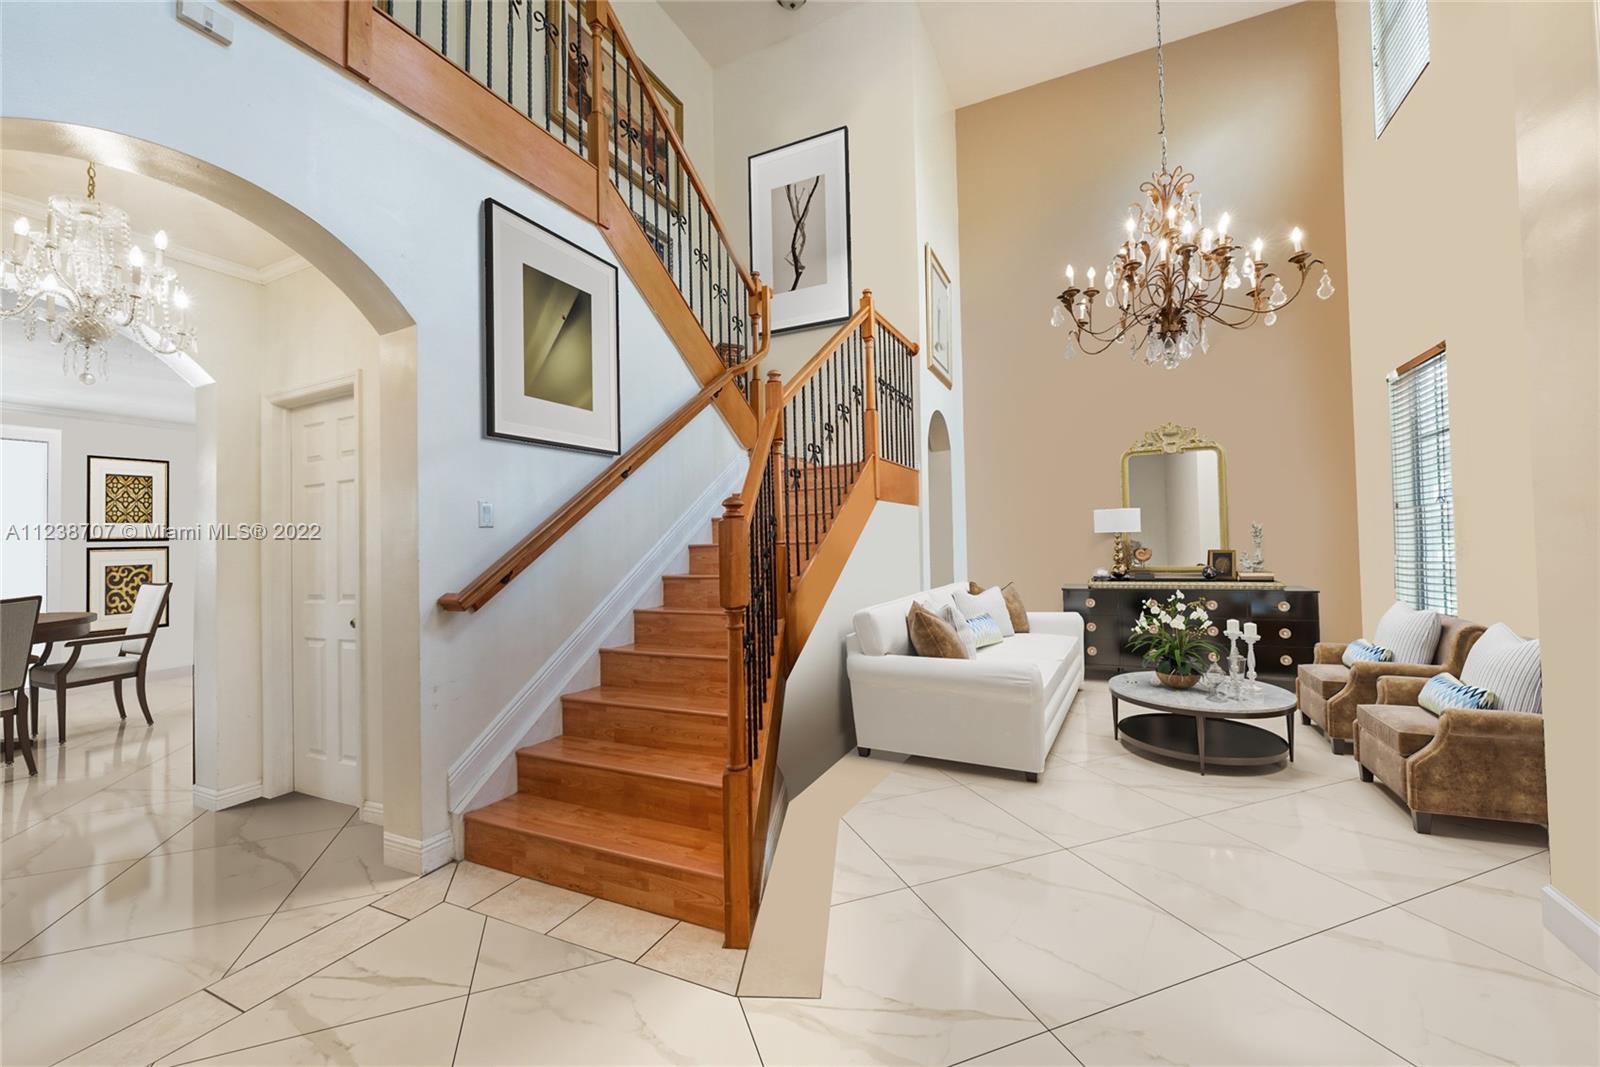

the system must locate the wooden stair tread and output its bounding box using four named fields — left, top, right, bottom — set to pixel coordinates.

left=606, top=642, right=723, bottom=663
left=520, top=736, right=724, bottom=785
left=466, top=795, right=721, bottom=877
left=564, top=685, right=725, bottom=716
